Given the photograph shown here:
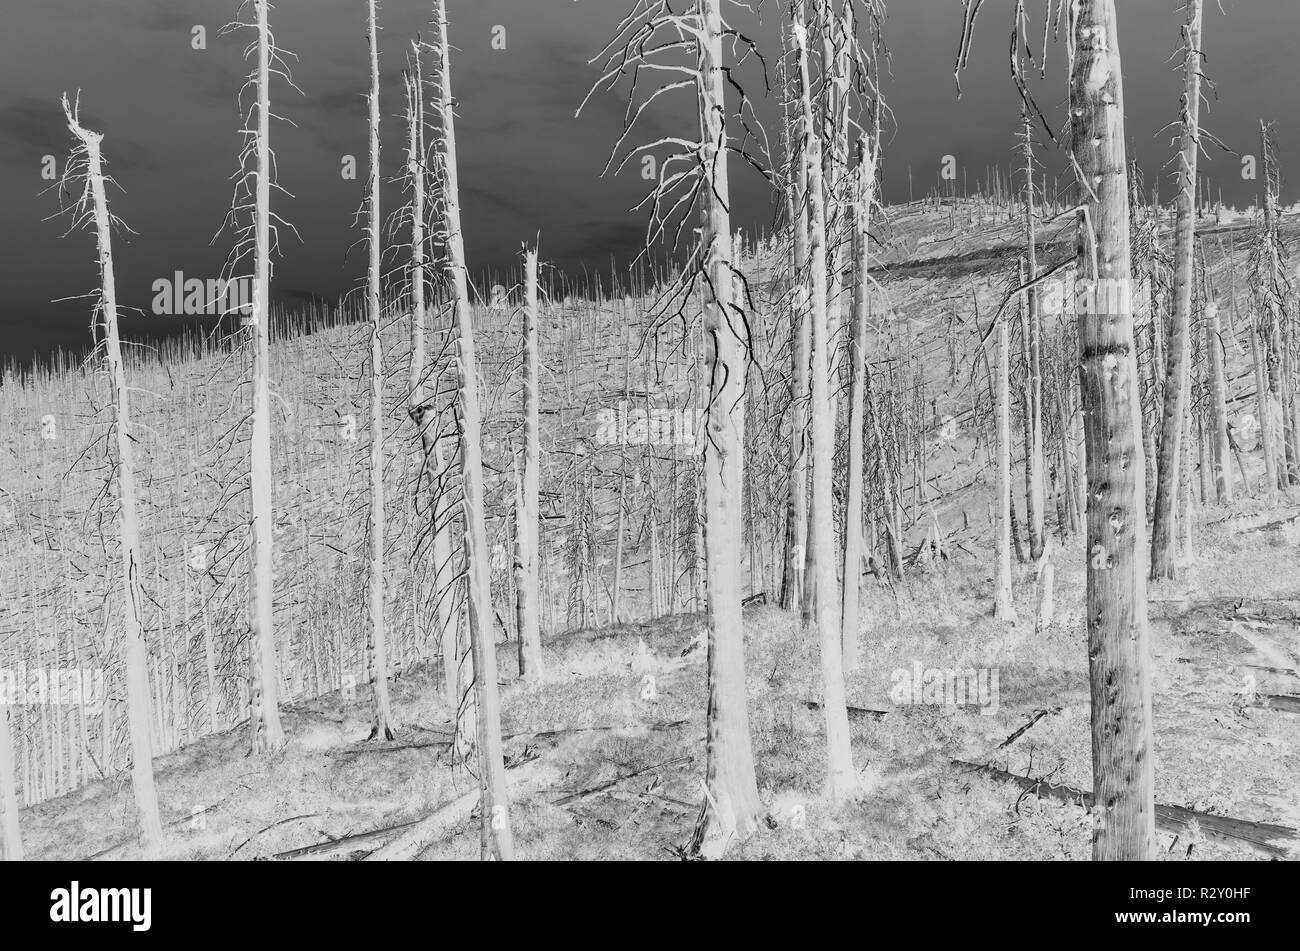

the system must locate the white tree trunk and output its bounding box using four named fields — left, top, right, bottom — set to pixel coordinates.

left=1070, top=0, right=1155, bottom=861
left=248, top=0, right=285, bottom=755
left=1151, top=0, right=1203, bottom=579
left=994, top=309, right=1017, bottom=622
left=1206, top=302, right=1232, bottom=502
left=841, top=134, right=877, bottom=673
left=794, top=15, right=855, bottom=801
left=63, top=98, right=165, bottom=855
left=433, top=0, right=512, bottom=860
left=516, top=248, right=544, bottom=681
left=688, top=0, right=764, bottom=858
left=1021, top=110, right=1045, bottom=561
left=366, top=0, right=395, bottom=740
left=0, top=706, right=22, bottom=860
